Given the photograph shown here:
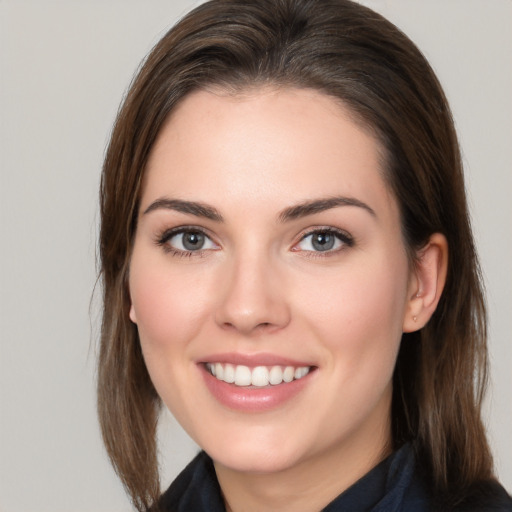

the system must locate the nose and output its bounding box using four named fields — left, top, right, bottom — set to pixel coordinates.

left=214, top=253, right=291, bottom=336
